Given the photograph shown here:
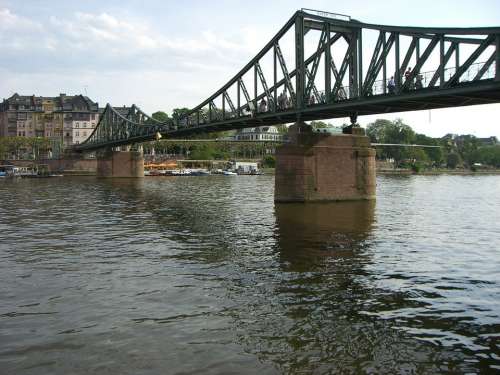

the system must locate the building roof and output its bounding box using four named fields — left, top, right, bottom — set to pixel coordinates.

left=1, top=93, right=99, bottom=112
